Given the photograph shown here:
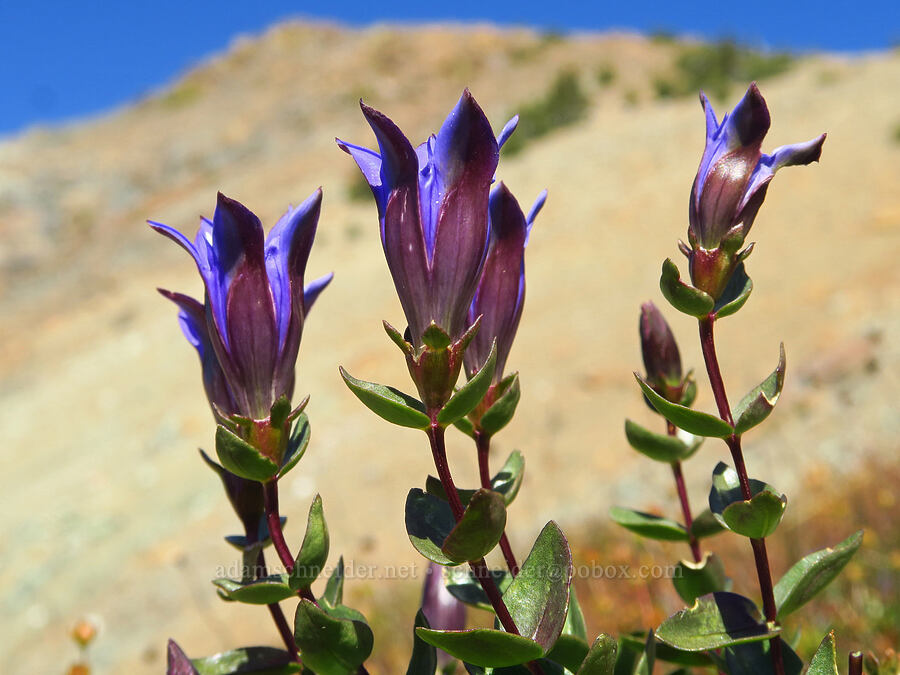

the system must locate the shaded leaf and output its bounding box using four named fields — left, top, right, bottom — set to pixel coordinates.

left=426, top=450, right=525, bottom=507
left=502, top=521, right=574, bottom=650
left=690, top=509, right=725, bottom=540
left=619, top=632, right=716, bottom=668
left=709, top=462, right=785, bottom=538
left=724, top=637, right=803, bottom=675
left=278, top=412, right=310, bottom=479
left=659, top=258, right=715, bottom=317
left=438, top=342, right=497, bottom=426
left=212, top=575, right=295, bottom=605
left=323, top=555, right=345, bottom=608
left=545, top=634, right=590, bottom=672
left=446, top=567, right=512, bottom=611
left=576, top=634, right=618, bottom=674
left=480, top=373, right=521, bottom=435
left=609, top=506, right=689, bottom=542
left=656, top=592, right=780, bottom=651
left=563, top=587, right=588, bottom=641
left=713, top=263, right=753, bottom=319
left=407, top=609, right=438, bottom=675
left=635, top=374, right=733, bottom=438
left=774, top=530, right=863, bottom=619
left=192, top=647, right=302, bottom=675
left=673, top=553, right=729, bottom=604
left=405, top=489, right=459, bottom=566
left=732, top=344, right=786, bottom=435
left=339, top=367, right=430, bottom=429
